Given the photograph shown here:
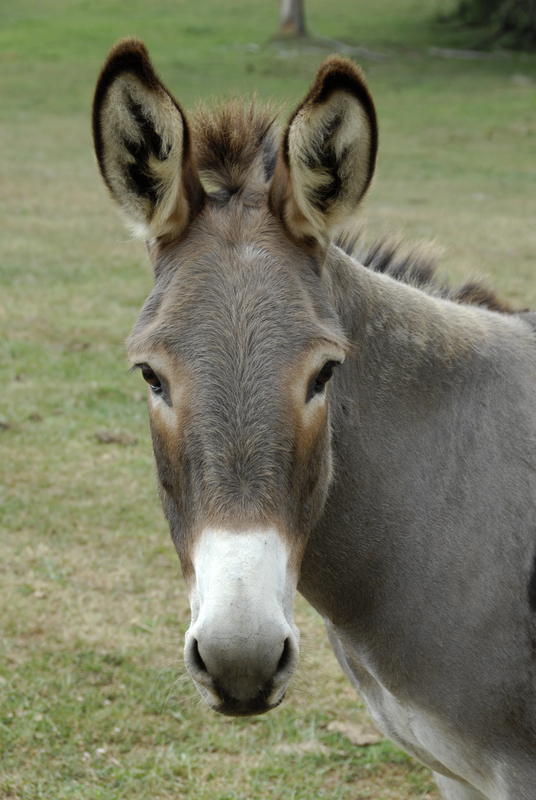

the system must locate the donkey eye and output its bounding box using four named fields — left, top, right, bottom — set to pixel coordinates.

left=306, top=361, right=338, bottom=402
left=140, top=364, right=162, bottom=393
left=315, top=361, right=336, bottom=388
